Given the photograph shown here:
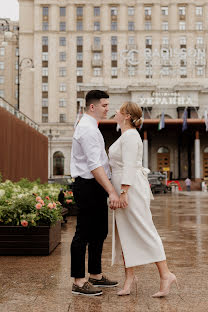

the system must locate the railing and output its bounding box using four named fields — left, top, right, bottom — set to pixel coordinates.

left=0, top=96, right=40, bottom=132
